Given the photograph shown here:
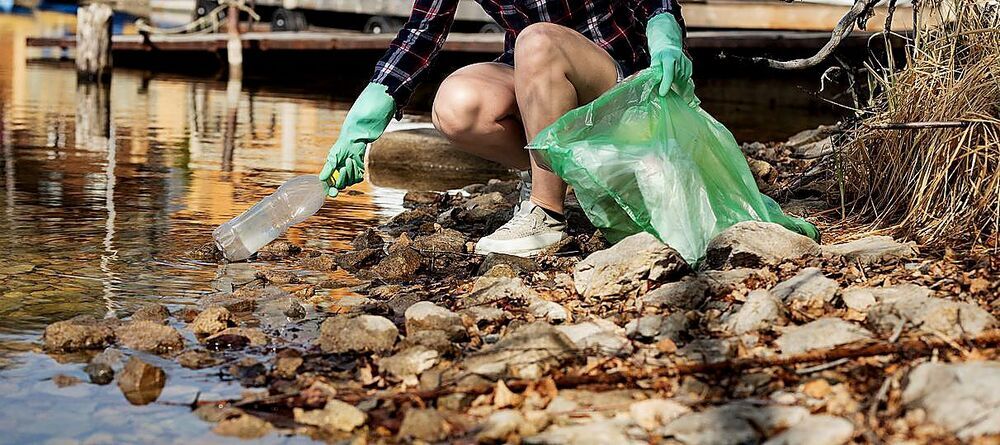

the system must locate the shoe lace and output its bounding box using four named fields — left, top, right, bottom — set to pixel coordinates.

left=495, top=206, right=537, bottom=234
